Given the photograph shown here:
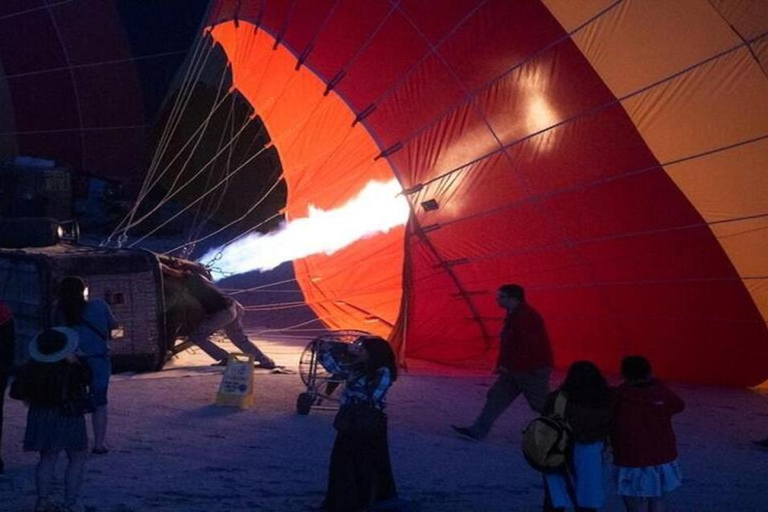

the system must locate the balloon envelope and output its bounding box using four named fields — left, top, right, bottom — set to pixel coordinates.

left=0, top=0, right=209, bottom=189
left=207, top=0, right=768, bottom=387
